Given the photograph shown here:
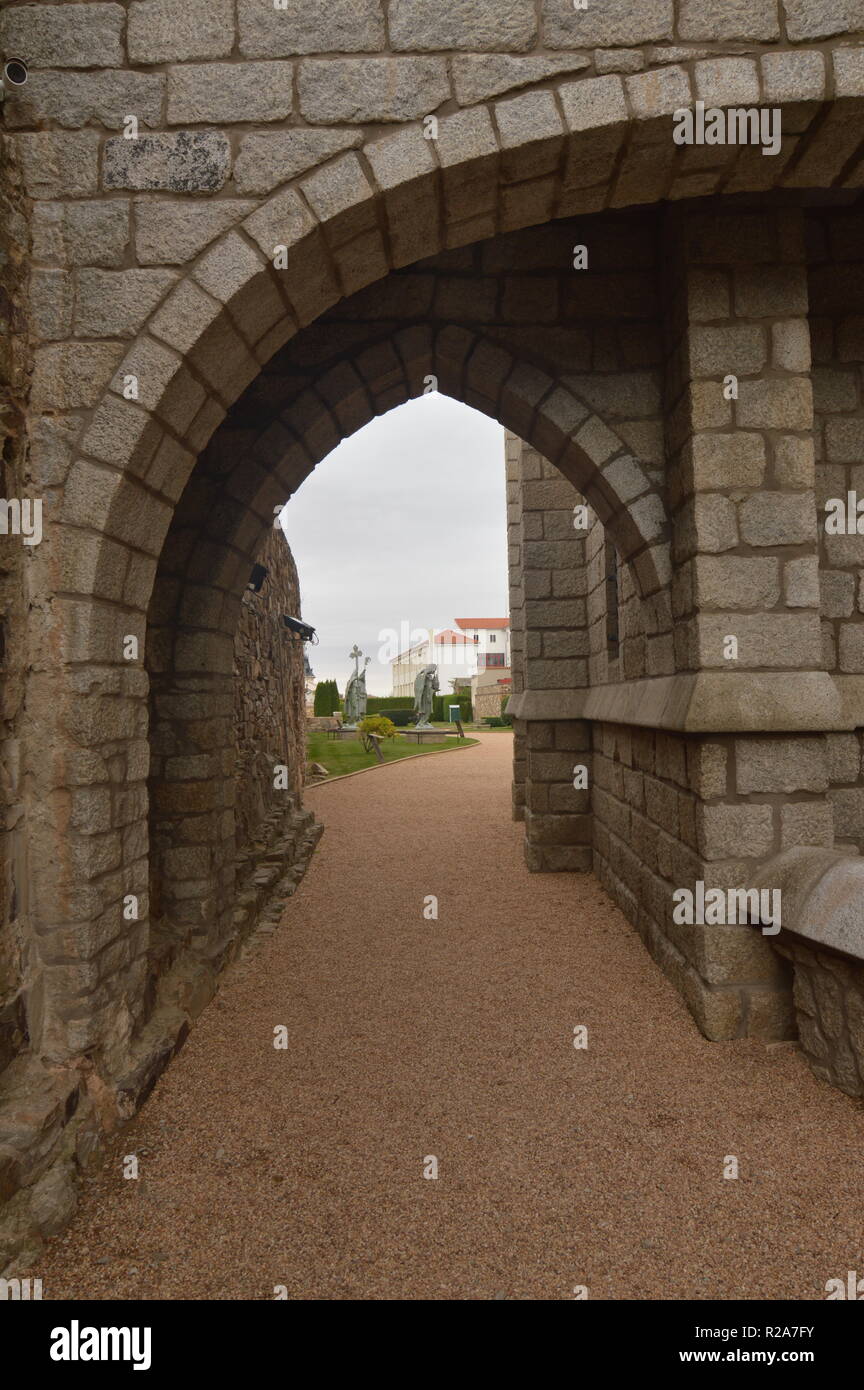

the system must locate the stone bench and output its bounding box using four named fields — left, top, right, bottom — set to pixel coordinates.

left=751, top=848, right=864, bottom=1096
